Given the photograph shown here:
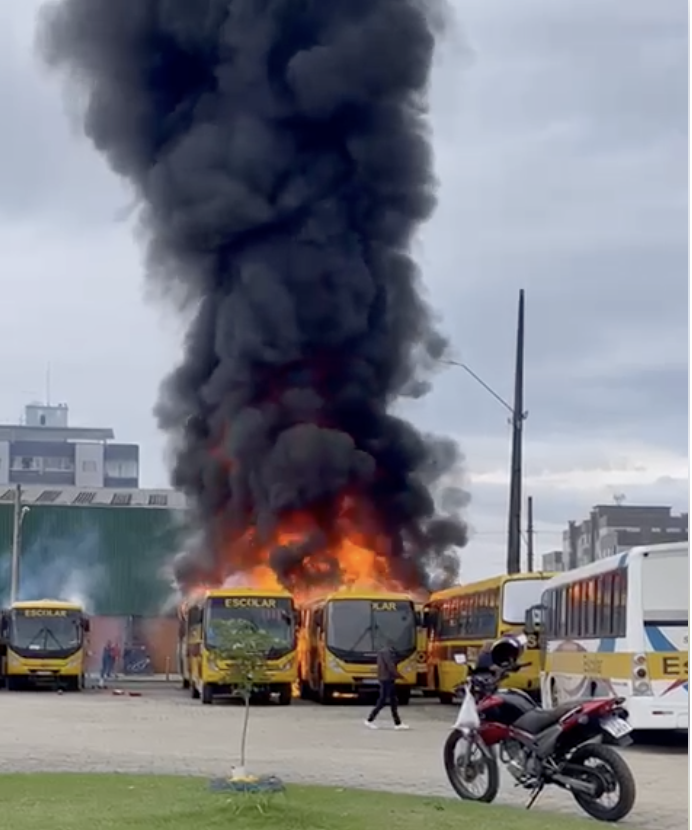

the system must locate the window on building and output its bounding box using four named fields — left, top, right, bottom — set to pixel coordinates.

left=81, top=460, right=98, bottom=473
left=11, top=456, right=42, bottom=472
left=42, top=457, right=75, bottom=472
left=105, top=460, right=138, bottom=479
